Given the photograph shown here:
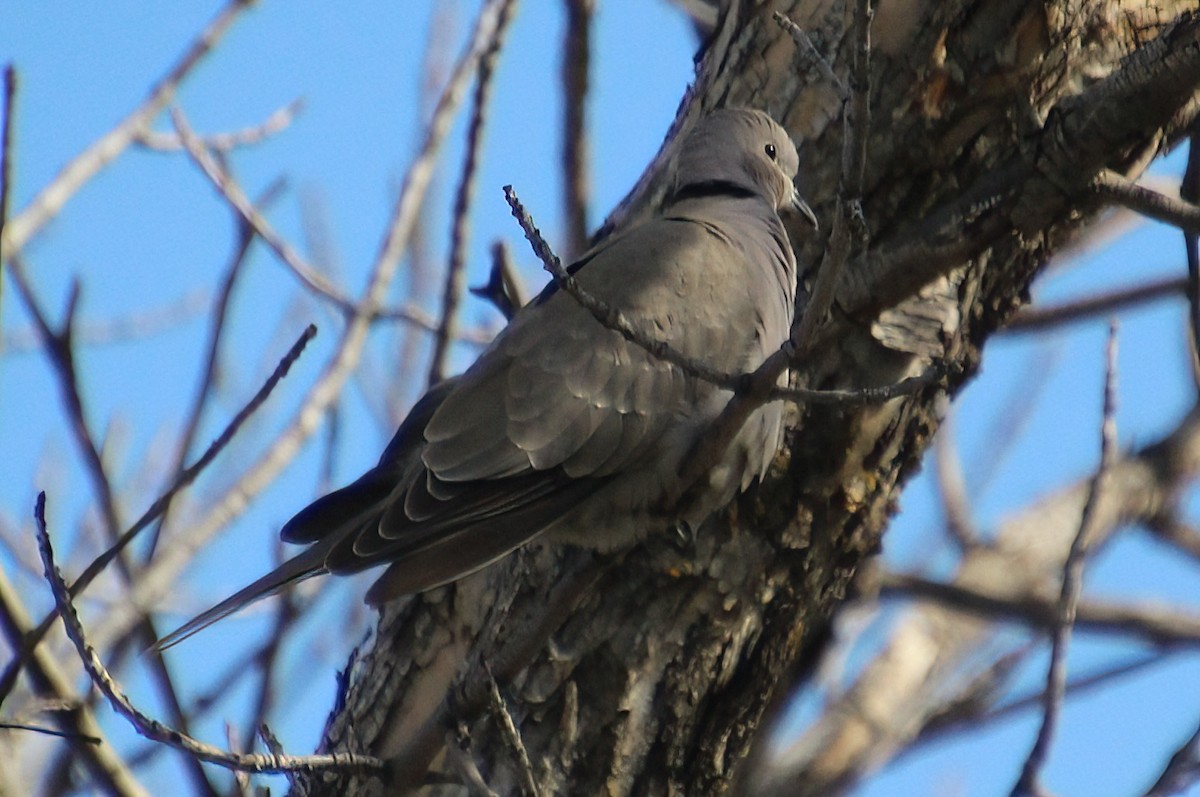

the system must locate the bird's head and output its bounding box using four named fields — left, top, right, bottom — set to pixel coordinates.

left=671, top=108, right=817, bottom=228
